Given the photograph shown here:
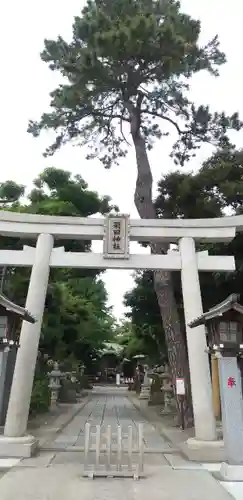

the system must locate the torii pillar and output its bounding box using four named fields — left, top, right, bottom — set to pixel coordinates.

left=1, top=233, right=54, bottom=457
left=179, top=237, right=217, bottom=442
